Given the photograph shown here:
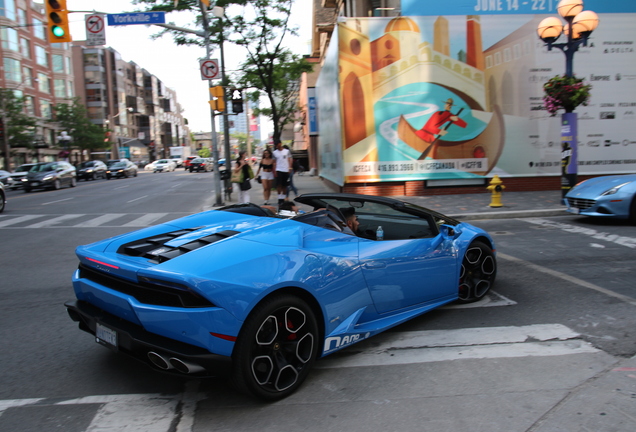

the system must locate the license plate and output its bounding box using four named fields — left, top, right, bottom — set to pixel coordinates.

left=96, top=323, right=118, bottom=347
left=567, top=207, right=580, bottom=214
left=31, top=182, right=39, bottom=186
